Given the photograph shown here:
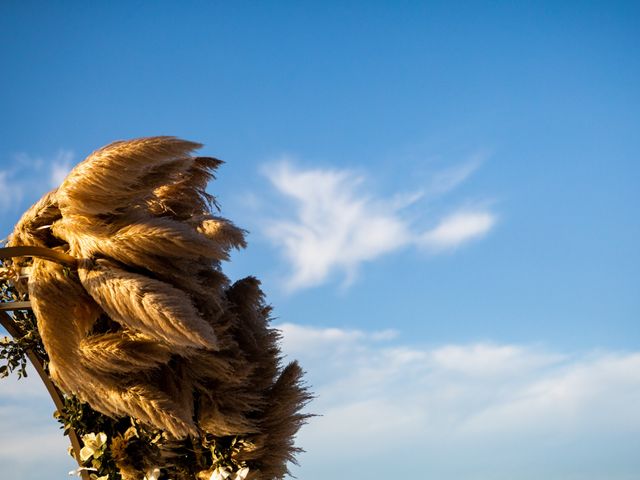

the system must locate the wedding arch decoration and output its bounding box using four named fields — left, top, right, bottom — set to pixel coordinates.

left=0, top=137, right=310, bottom=480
